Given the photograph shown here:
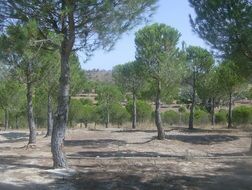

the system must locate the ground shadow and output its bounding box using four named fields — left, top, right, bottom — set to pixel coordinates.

left=0, top=155, right=51, bottom=171
left=0, top=182, right=51, bottom=190
left=68, top=150, right=183, bottom=158
left=65, top=139, right=127, bottom=149
left=0, top=132, right=28, bottom=143
left=166, top=134, right=239, bottom=145
left=112, top=129, right=158, bottom=134
left=68, top=159, right=252, bottom=190
left=176, top=128, right=236, bottom=134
